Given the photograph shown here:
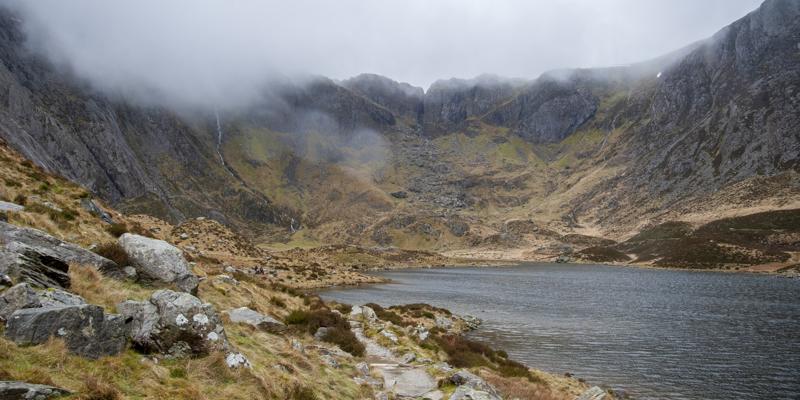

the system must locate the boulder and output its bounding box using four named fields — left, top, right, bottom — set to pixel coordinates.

left=225, top=352, right=252, bottom=369
left=313, top=327, right=330, bottom=341
left=37, top=288, right=87, bottom=308
left=4, top=304, right=128, bottom=359
left=225, top=307, right=286, bottom=333
left=362, top=305, right=378, bottom=321
left=118, top=234, right=198, bottom=293
left=449, top=370, right=500, bottom=397
left=0, top=222, right=123, bottom=290
left=435, top=315, right=453, bottom=330
left=0, top=200, right=24, bottom=212
left=0, top=381, right=71, bottom=399
left=0, top=283, right=39, bottom=321
left=117, top=289, right=228, bottom=356
left=576, top=386, right=607, bottom=400
left=0, top=283, right=86, bottom=321
left=378, top=365, right=437, bottom=398
left=0, top=222, right=117, bottom=288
